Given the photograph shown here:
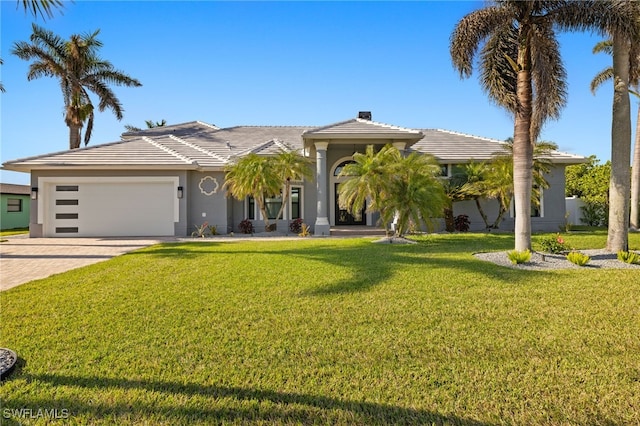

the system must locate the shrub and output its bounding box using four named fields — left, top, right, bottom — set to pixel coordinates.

left=298, top=223, right=311, bottom=237
left=567, top=251, right=590, bottom=267
left=454, top=214, right=470, bottom=232
left=507, top=249, right=531, bottom=265
left=538, top=233, right=571, bottom=253
left=238, top=219, right=254, bottom=234
left=208, top=225, right=218, bottom=236
left=191, top=222, right=209, bottom=238
left=289, top=218, right=303, bottom=234
left=617, top=251, right=640, bottom=265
